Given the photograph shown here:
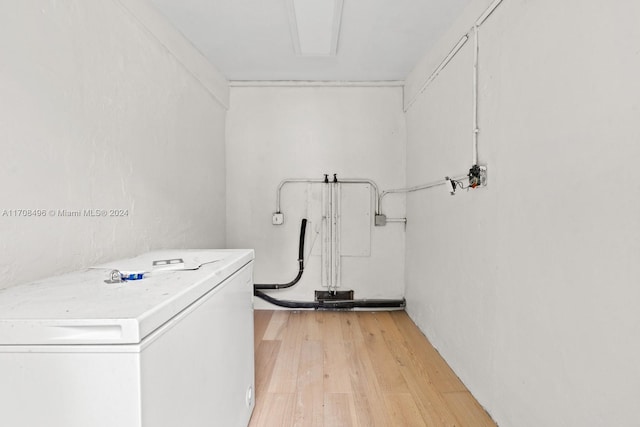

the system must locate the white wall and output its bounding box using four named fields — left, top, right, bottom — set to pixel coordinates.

left=226, top=85, right=406, bottom=308
left=0, top=1, right=228, bottom=289
left=404, top=0, right=640, bottom=426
